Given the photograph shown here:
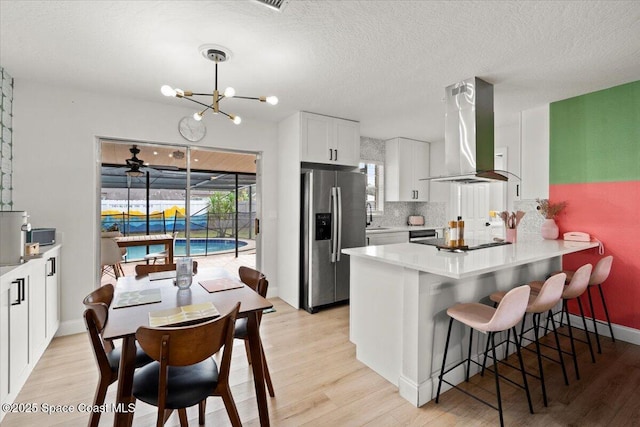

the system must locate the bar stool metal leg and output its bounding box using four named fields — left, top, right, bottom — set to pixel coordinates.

left=532, top=313, right=548, bottom=407
left=587, top=287, right=602, bottom=353
left=512, top=326, right=534, bottom=414
left=564, top=300, right=580, bottom=380
left=489, top=332, right=505, bottom=427
left=548, top=310, right=569, bottom=386
left=577, top=297, right=596, bottom=363
left=597, top=284, right=616, bottom=342
left=435, top=317, right=454, bottom=403
left=598, top=285, right=616, bottom=342
left=466, top=326, right=474, bottom=382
